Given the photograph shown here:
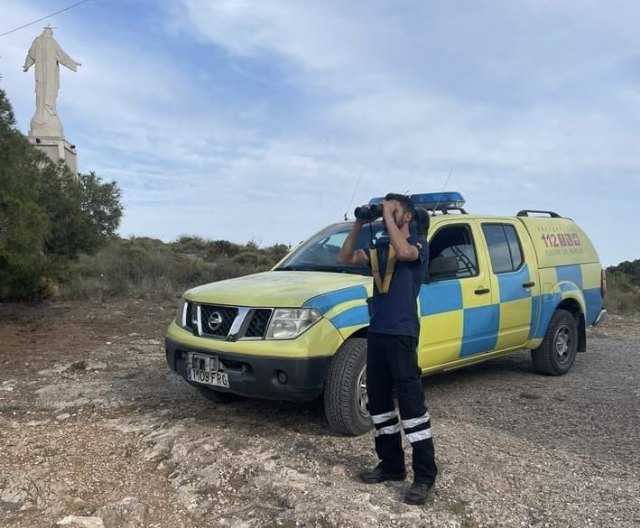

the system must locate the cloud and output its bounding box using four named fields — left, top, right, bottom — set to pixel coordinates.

left=1, top=0, right=638, bottom=264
